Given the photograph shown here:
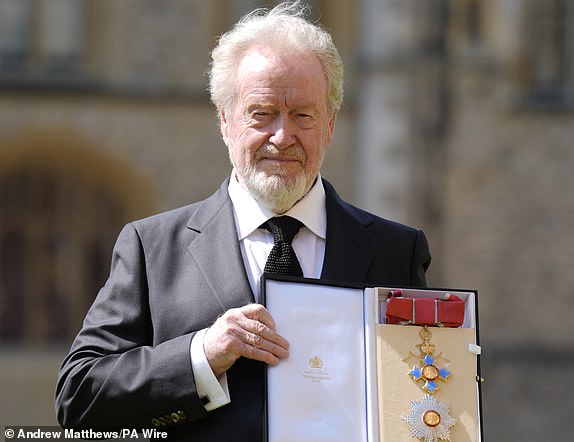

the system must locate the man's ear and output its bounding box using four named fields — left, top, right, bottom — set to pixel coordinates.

left=219, top=109, right=229, bottom=145
left=326, top=111, right=337, bottom=145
